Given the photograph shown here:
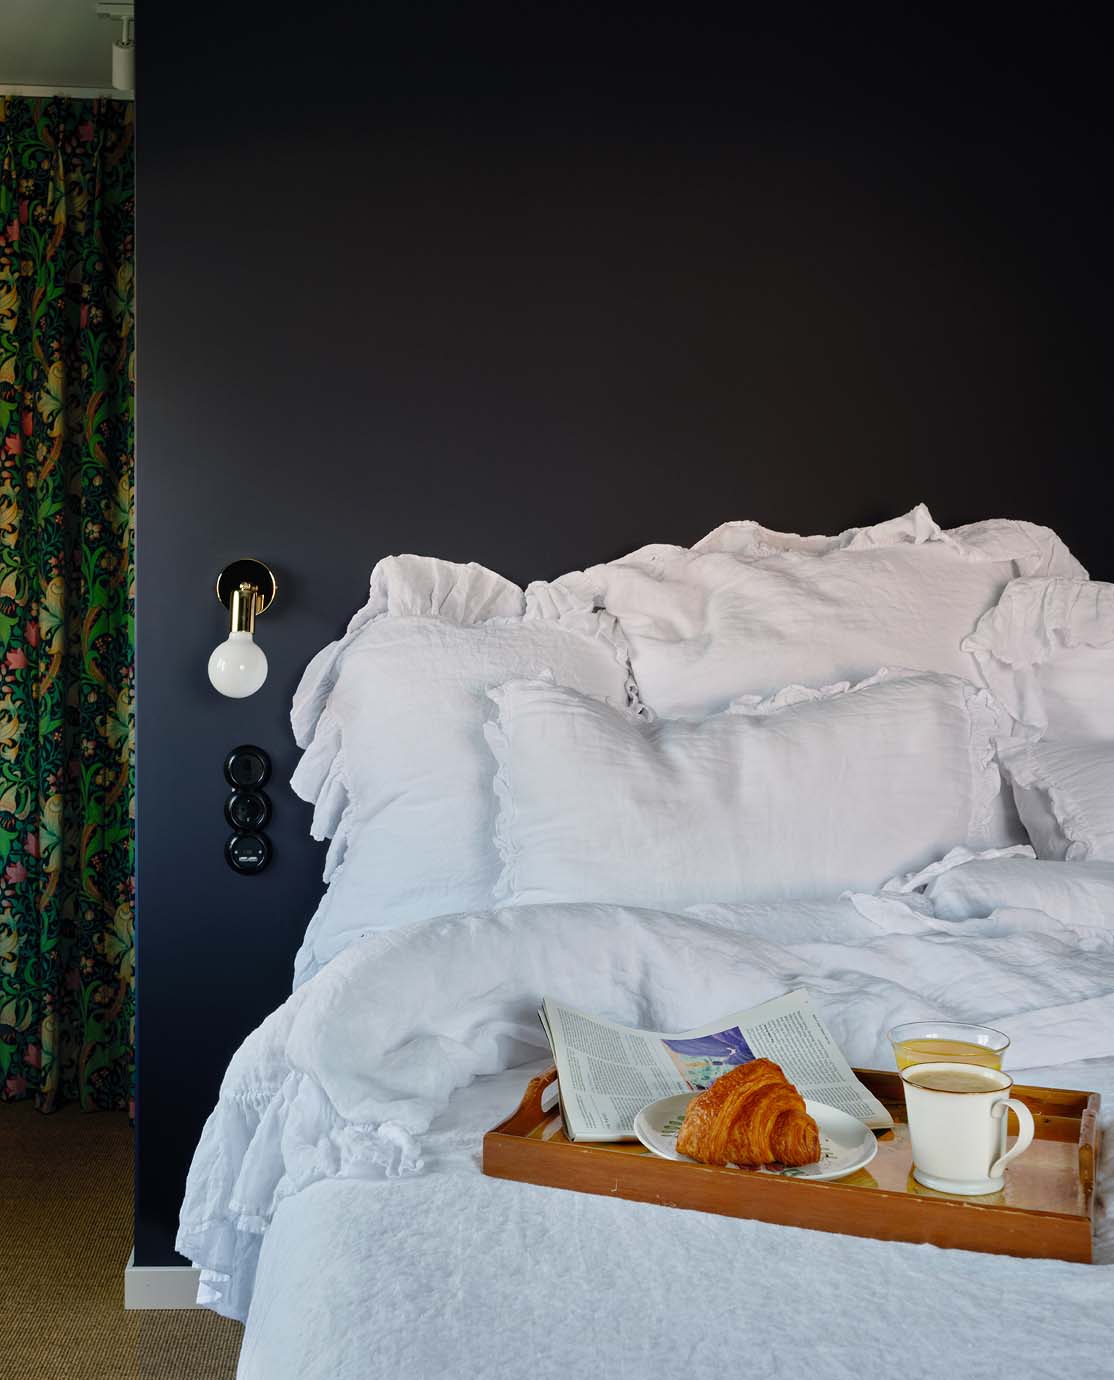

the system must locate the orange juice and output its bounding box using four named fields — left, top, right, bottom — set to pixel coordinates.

left=892, top=1037, right=1003, bottom=1071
